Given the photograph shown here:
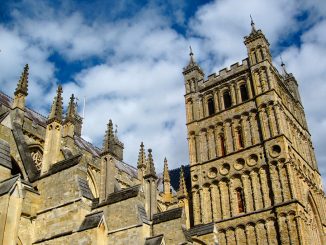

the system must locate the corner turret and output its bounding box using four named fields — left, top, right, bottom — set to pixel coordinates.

left=144, top=149, right=157, bottom=219
left=102, top=119, right=124, bottom=161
